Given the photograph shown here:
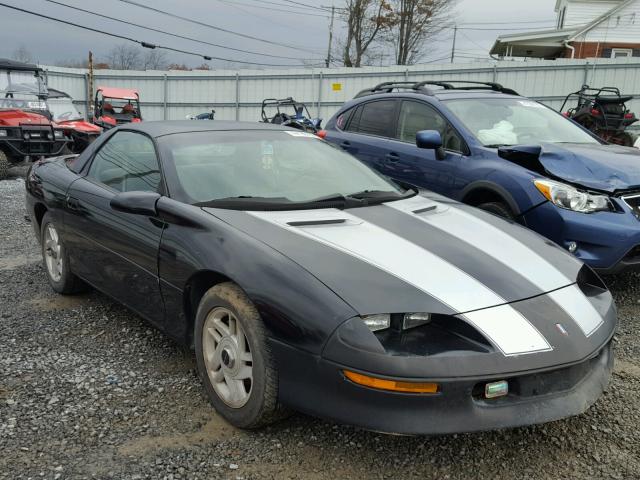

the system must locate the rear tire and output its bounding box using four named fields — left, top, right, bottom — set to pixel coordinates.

left=195, top=282, right=287, bottom=429
left=0, top=149, right=9, bottom=180
left=40, top=213, right=86, bottom=294
left=477, top=201, right=515, bottom=220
